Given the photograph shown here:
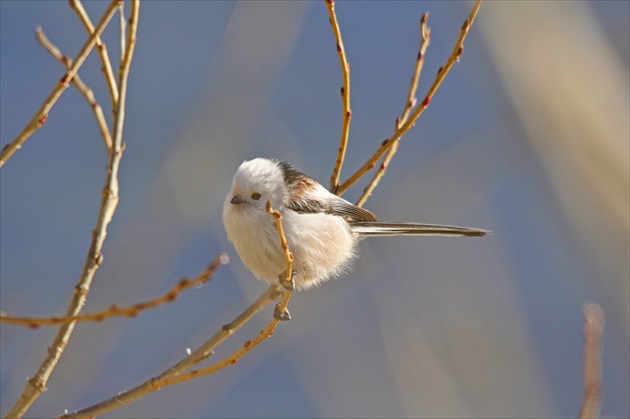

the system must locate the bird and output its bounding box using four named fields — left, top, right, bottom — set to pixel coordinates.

left=223, top=157, right=487, bottom=291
